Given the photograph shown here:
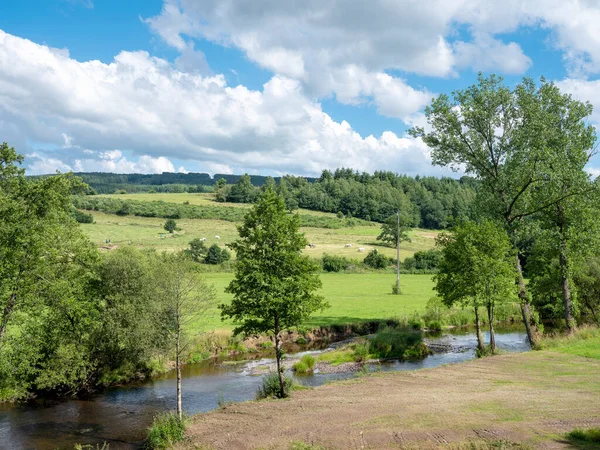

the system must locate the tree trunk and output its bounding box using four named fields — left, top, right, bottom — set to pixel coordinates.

left=274, top=314, right=286, bottom=398
left=515, top=253, right=539, bottom=347
left=474, top=307, right=485, bottom=355
left=395, top=211, right=401, bottom=295
left=557, top=206, right=576, bottom=332
left=487, top=302, right=496, bottom=353
left=176, top=331, right=182, bottom=419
